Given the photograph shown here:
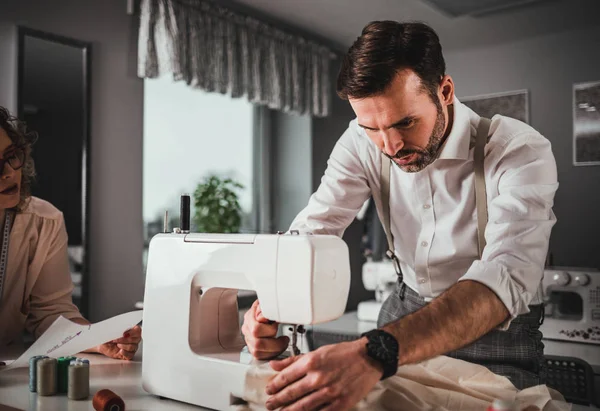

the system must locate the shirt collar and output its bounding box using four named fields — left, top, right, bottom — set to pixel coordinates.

left=436, top=96, right=476, bottom=161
